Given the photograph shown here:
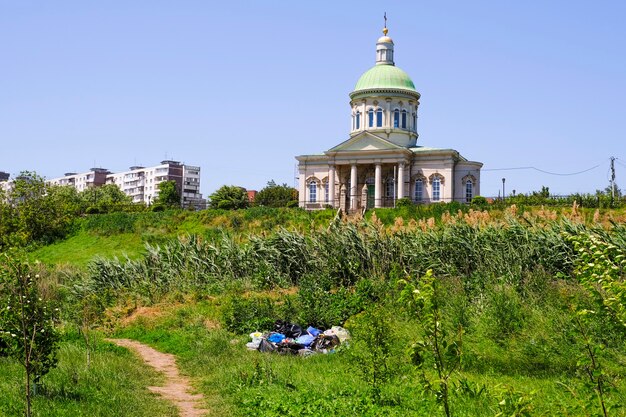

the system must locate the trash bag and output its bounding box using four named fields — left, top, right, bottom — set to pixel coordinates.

left=257, top=339, right=277, bottom=353
left=267, top=332, right=286, bottom=344
left=246, top=331, right=263, bottom=350
left=311, top=334, right=341, bottom=353
left=306, top=326, right=321, bottom=337
left=295, top=334, right=315, bottom=347
left=324, top=326, right=350, bottom=343
left=274, top=320, right=303, bottom=338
